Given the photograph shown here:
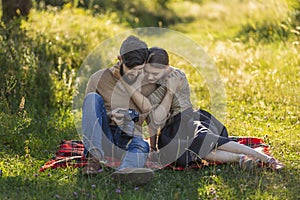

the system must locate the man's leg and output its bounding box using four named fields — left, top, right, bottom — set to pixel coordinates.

left=118, top=136, right=150, bottom=169
left=112, top=137, right=154, bottom=186
left=82, top=92, right=112, bottom=161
